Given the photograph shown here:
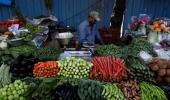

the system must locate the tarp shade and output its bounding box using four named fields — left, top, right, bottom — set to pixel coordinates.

left=0, top=0, right=13, bottom=6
